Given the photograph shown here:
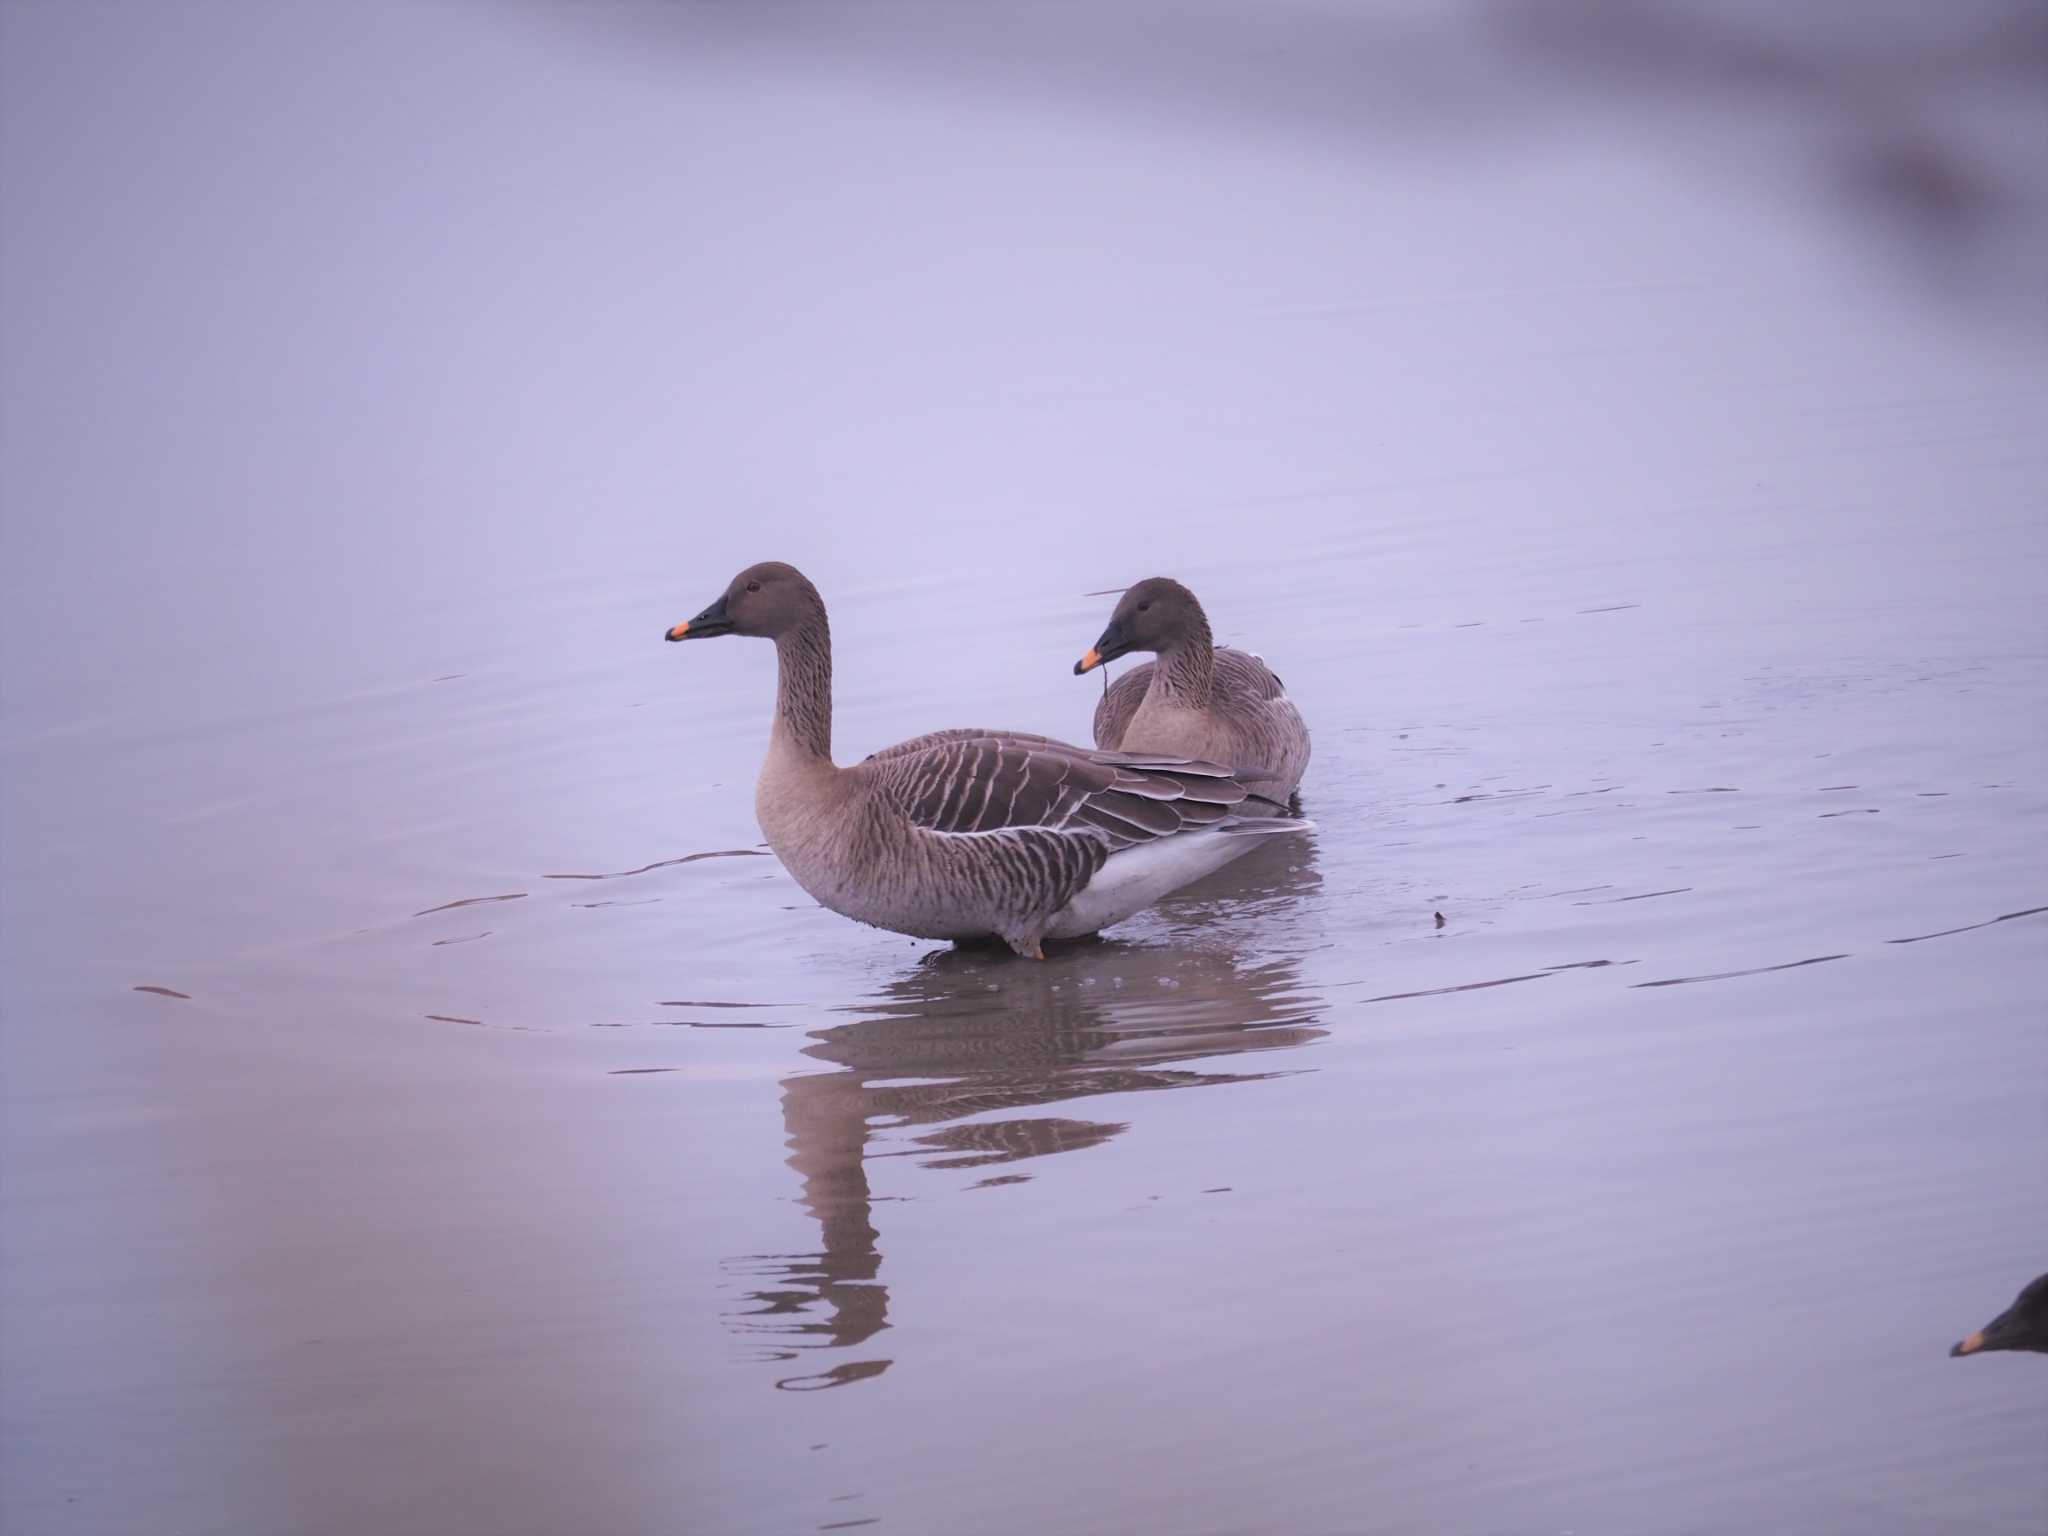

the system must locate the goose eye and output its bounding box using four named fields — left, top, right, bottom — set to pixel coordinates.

left=1137, top=601, right=1151, bottom=613
left=746, top=580, right=762, bottom=593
